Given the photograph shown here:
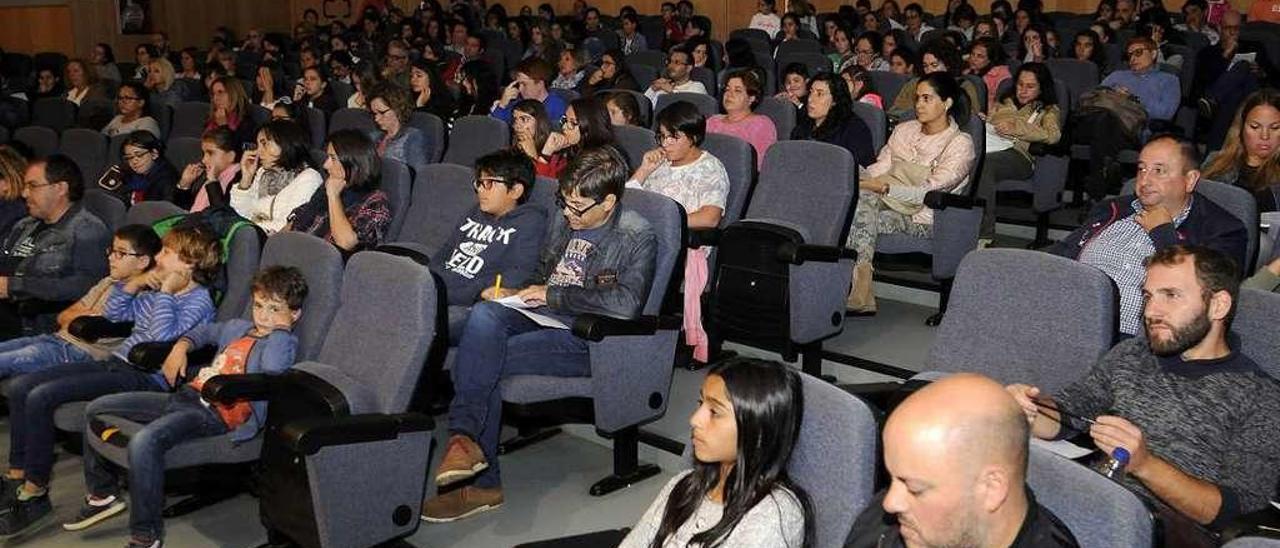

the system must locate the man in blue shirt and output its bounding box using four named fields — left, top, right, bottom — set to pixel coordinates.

left=489, top=57, right=568, bottom=126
